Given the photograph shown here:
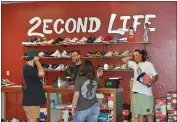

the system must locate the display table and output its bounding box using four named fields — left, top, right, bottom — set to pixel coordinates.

left=1, top=85, right=123, bottom=122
